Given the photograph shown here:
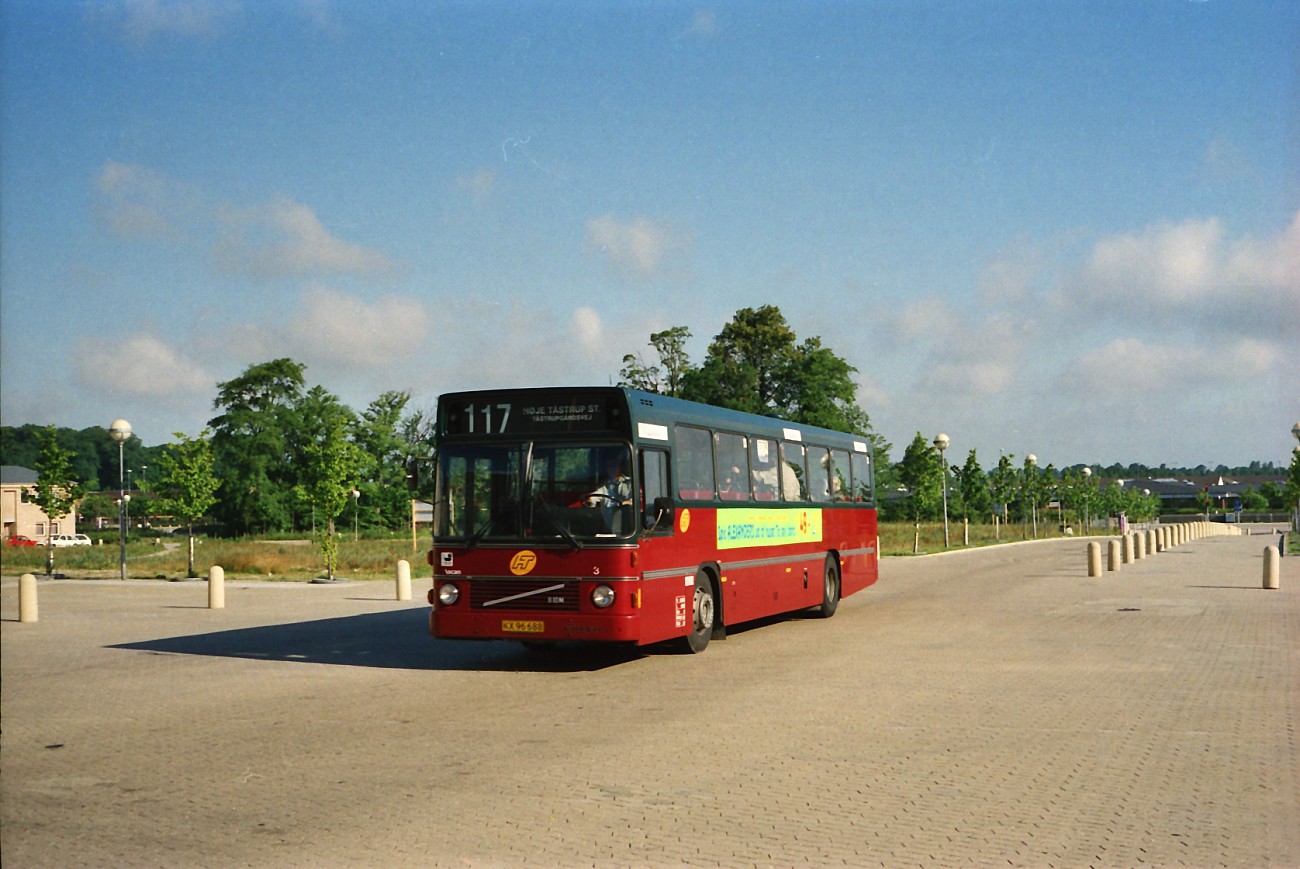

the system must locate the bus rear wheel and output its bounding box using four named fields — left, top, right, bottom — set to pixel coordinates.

left=681, top=570, right=715, bottom=654
left=818, top=556, right=840, bottom=618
